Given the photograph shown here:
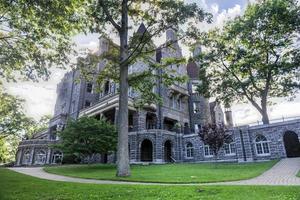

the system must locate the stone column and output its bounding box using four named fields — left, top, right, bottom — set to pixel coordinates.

left=234, top=126, right=253, bottom=162
left=16, top=148, right=23, bottom=166
left=29, top=147, right=35, bottom=165
left=133, top=110, right=147, bottom=131
left=114, top=107, right=119, bottom=125
left=46, top=148, right=52, bottom=164
left=155, top=131, right=163, bottom=163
